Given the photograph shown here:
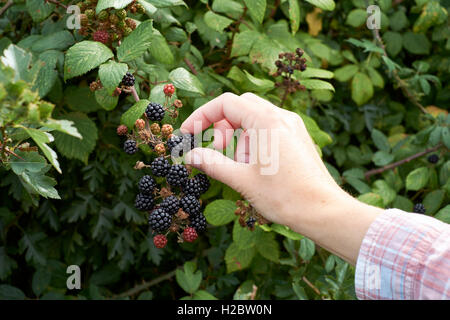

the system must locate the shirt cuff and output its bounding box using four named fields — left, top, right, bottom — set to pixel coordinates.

left=355, top=208, right=450, bottom=300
